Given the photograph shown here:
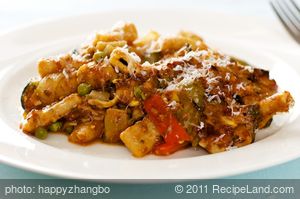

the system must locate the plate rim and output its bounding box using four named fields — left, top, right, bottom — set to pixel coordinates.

left=0, top=10, right=300, bottom=181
